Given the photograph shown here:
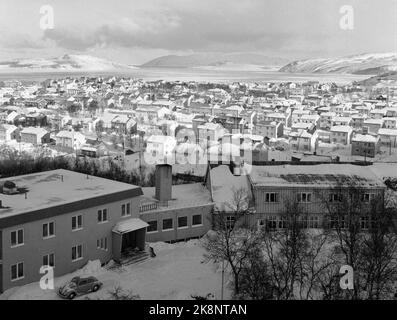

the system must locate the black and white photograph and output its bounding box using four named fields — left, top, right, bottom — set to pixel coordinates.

left=0, top=0, right=397, bottom=309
